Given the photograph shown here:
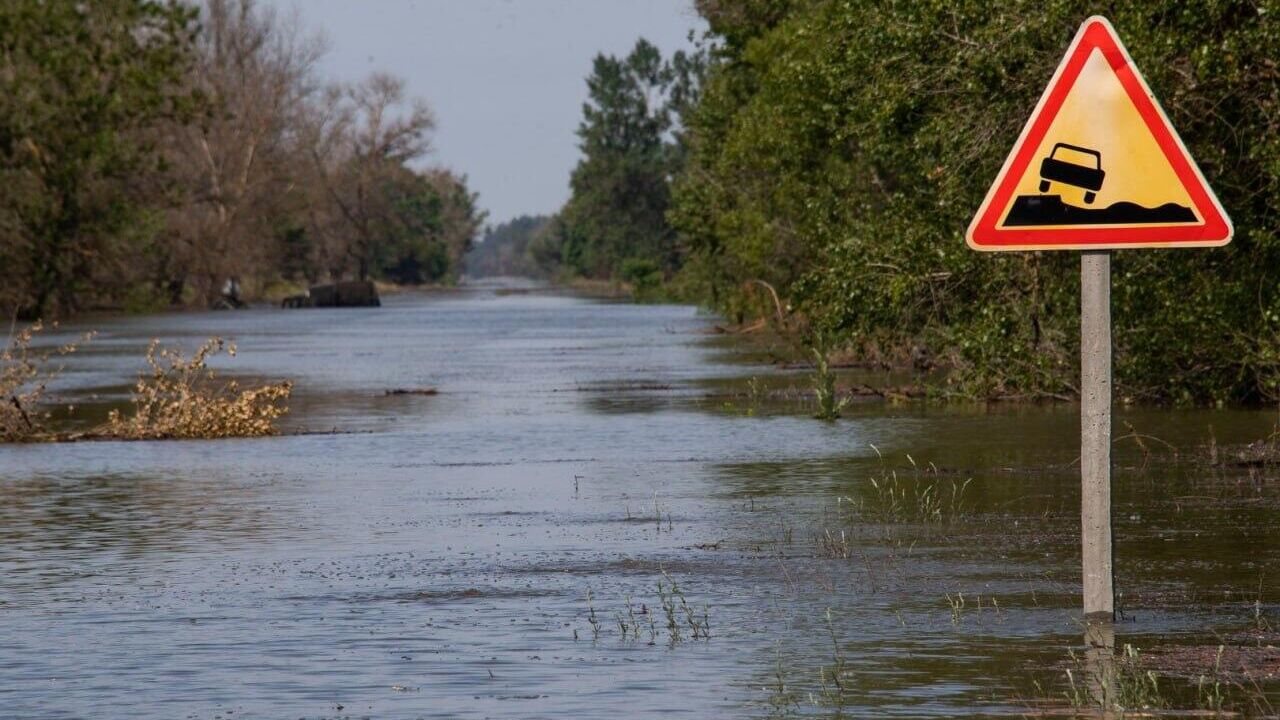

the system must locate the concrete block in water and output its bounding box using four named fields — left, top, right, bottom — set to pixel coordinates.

left=281, top=280, right=381, bottom=309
